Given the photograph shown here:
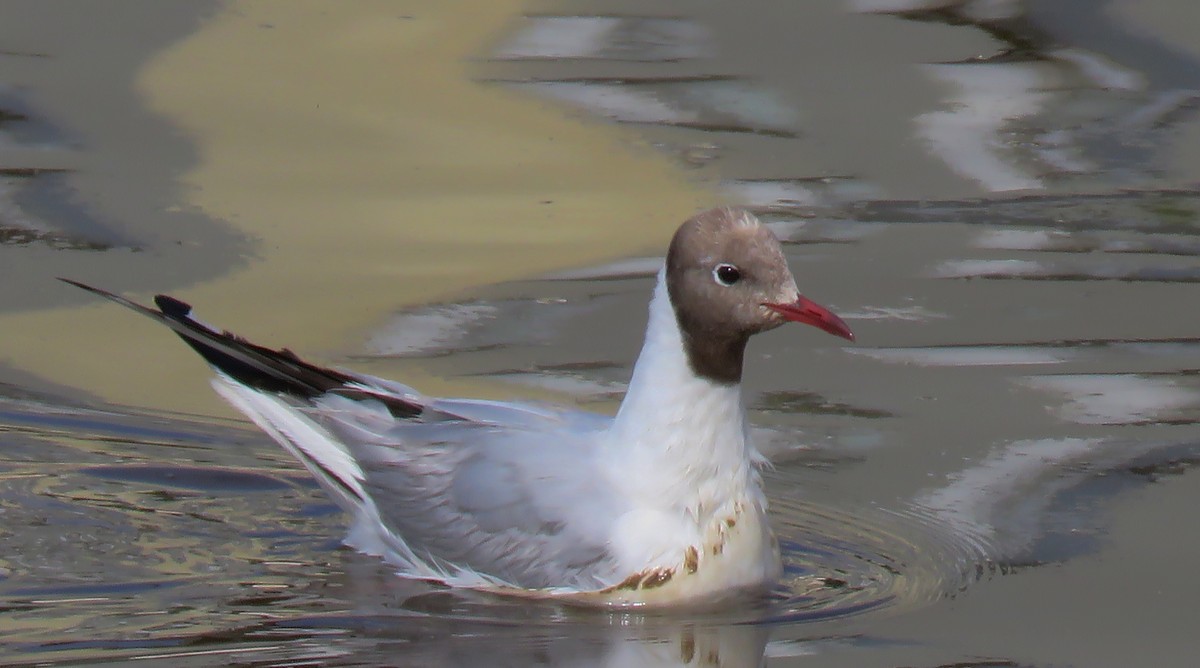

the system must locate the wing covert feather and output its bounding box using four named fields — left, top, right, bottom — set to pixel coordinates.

left=316, top=400, right=625, bottom=591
